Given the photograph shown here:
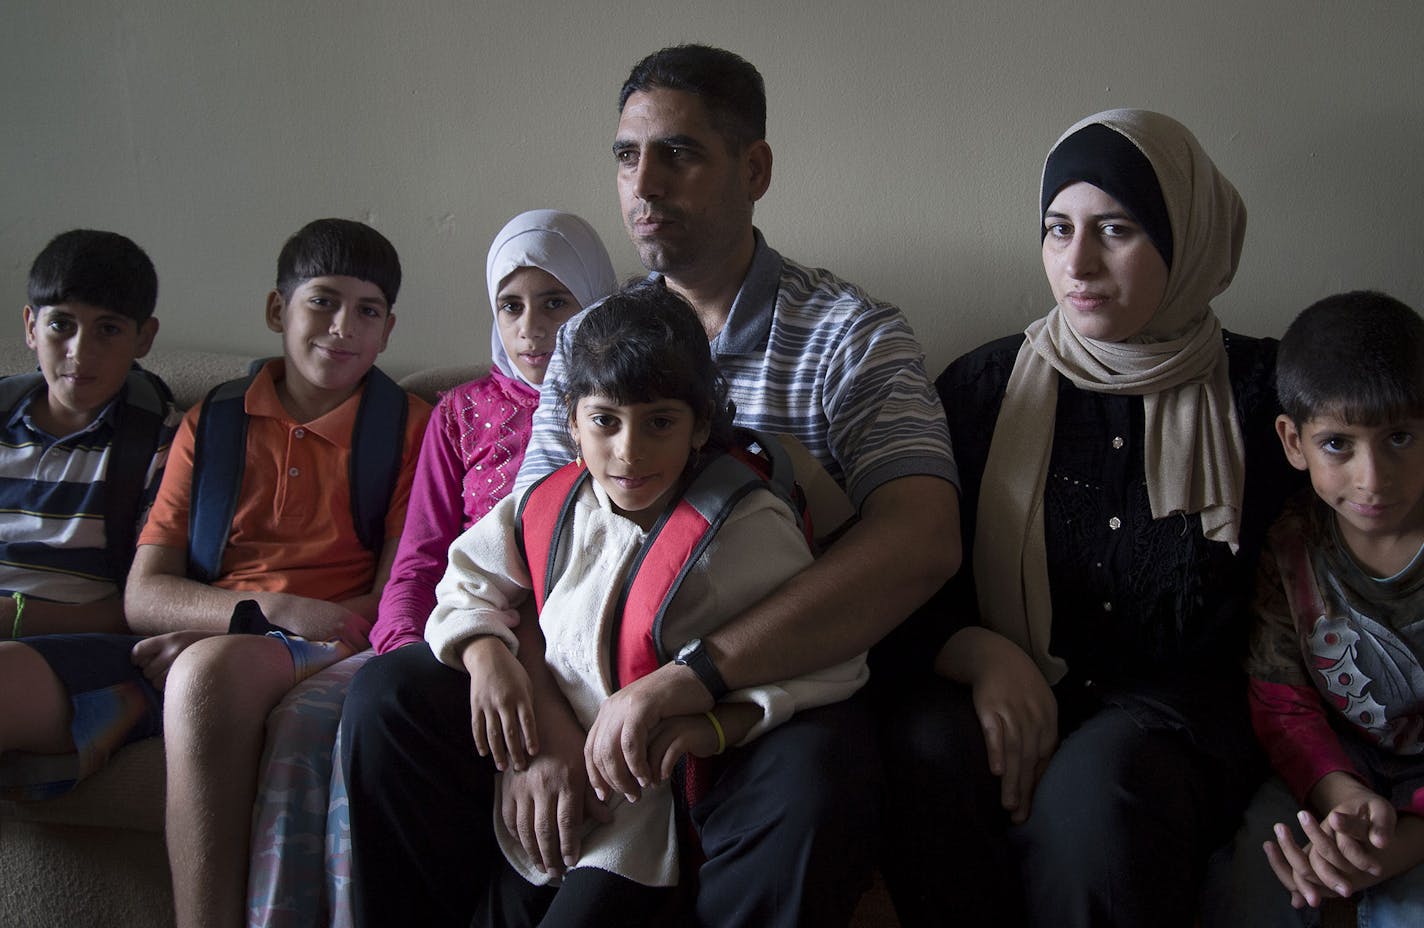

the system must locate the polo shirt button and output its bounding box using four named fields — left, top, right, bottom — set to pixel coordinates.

left=294, top=428, right=305, bottom=438
left=1108, top=516, right=1121, bottom=530
left=1102, top=601, right=1113, bottom=612
left=1111, top=436, right=1124, bottom=449
left=289, top=467, right=300, bottom=477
